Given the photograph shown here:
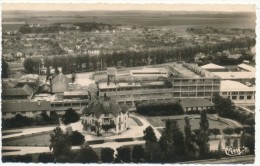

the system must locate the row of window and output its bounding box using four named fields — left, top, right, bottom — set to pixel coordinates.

left=222, top=91, right=254, bottom=95
left=229, top=95, right=254, bottom=100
